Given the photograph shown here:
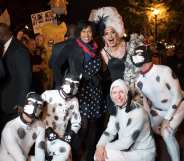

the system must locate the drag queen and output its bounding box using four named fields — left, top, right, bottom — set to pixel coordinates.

left=89, top=7, right=144, bottom=105
left=89, top=6, right=144, bottom=86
